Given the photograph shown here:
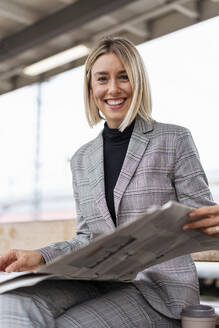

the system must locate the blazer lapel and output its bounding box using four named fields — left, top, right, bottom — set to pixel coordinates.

left=88, top=132, right=115, bottom=232
left=114, top=117, right=154, bottom=217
